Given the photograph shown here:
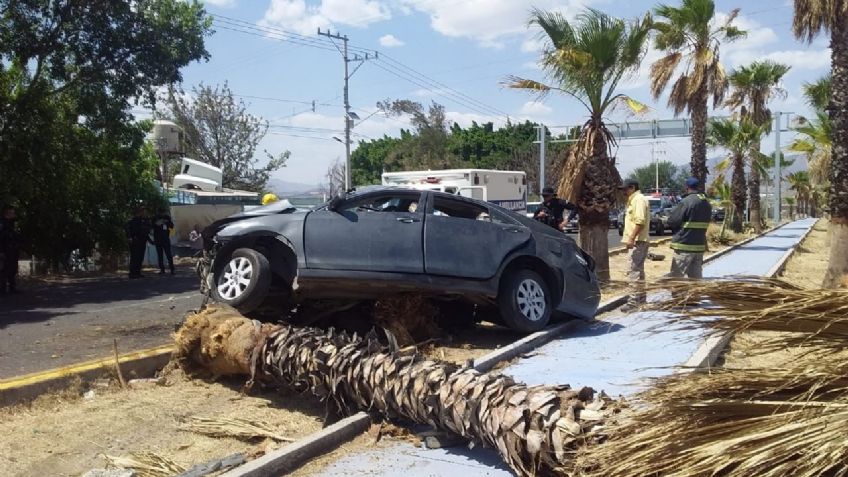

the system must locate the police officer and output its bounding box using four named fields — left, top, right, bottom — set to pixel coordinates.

left=667, top=177, right=713, bottom=278
left=152, top=207, right=175, bottom=275
left=126, top=206, right=151, bottom=279
left=533, top=187, right=577, bottom=231
left=0, top=205, right=21, bottom=294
